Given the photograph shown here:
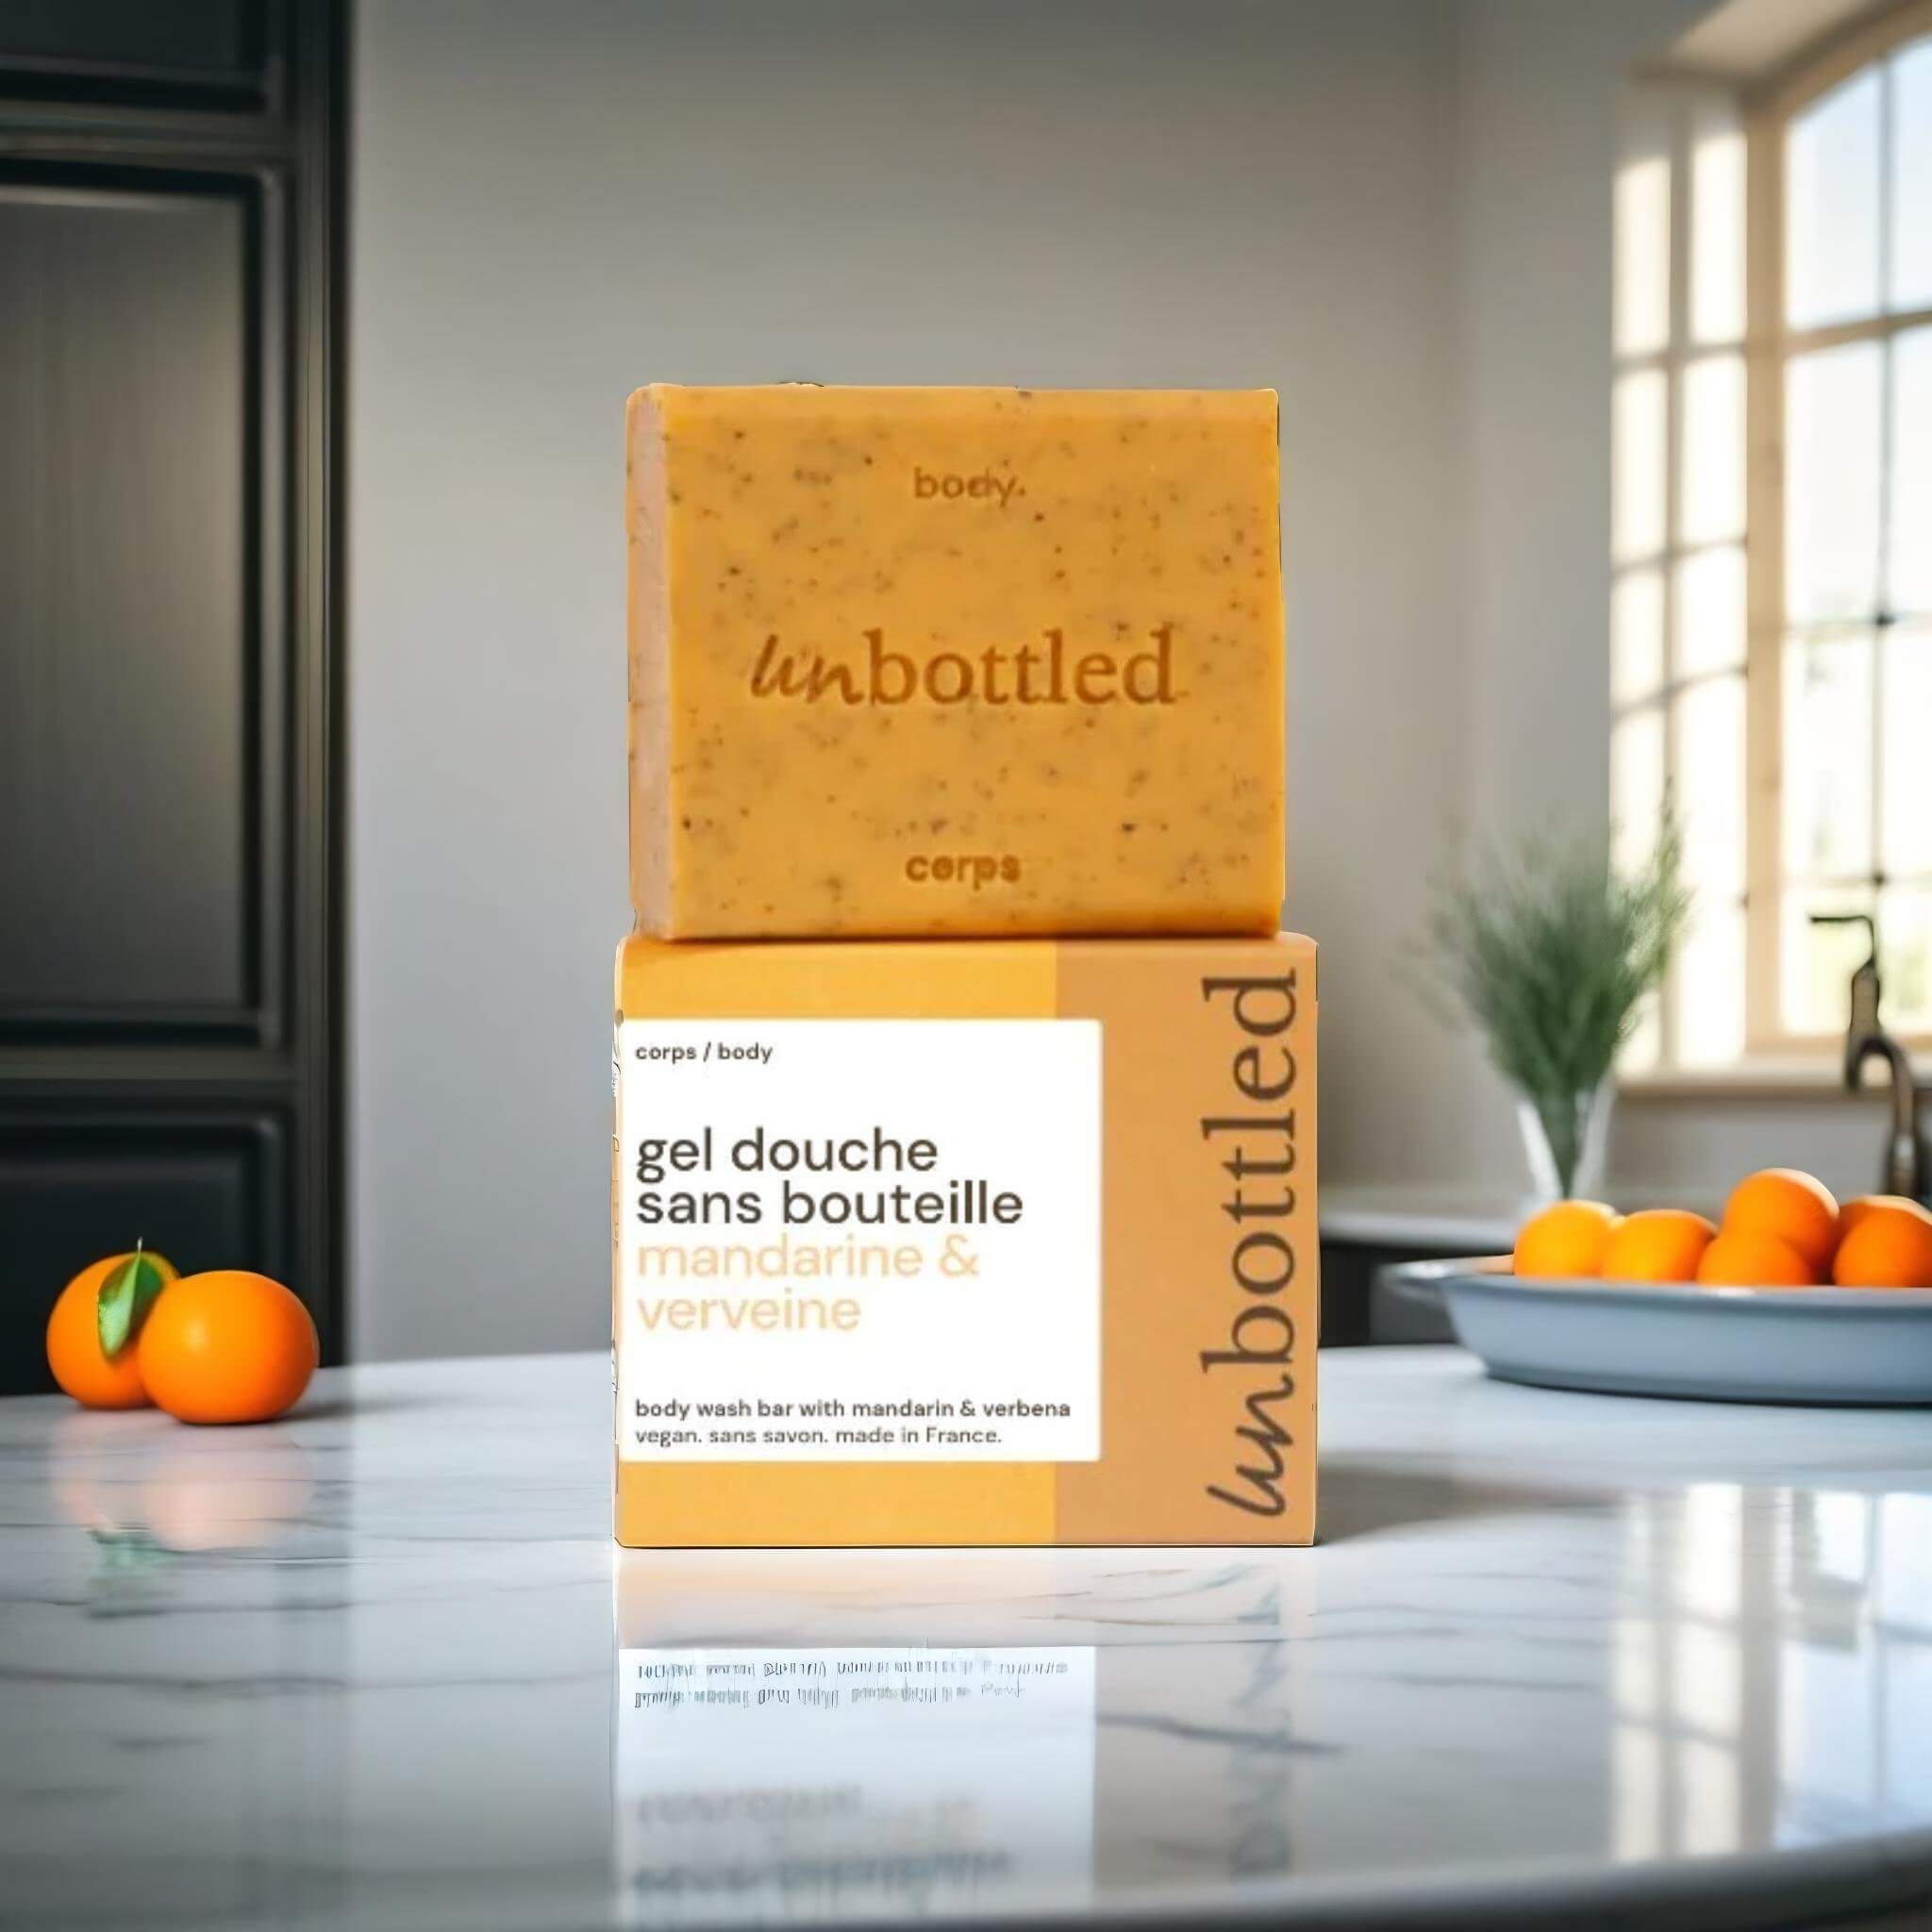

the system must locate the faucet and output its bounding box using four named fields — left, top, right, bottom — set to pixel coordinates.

left=1811, top=913, right=1929, bottom=1203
